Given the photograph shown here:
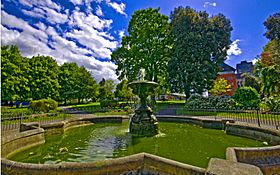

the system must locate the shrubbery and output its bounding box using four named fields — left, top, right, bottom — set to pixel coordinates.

left=263, top=96, right=280, bottom=111
left=185, top=94, right=235, bottom=109
left=233, top=87, right=260, bottom=109
left=29, top=98, right=58, bottom=113
left=100, top=100, right=118, bottom=108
